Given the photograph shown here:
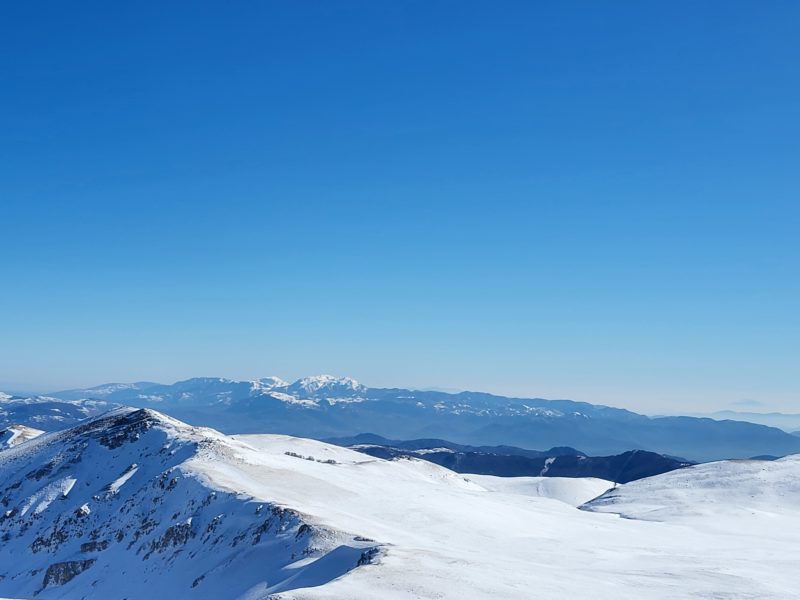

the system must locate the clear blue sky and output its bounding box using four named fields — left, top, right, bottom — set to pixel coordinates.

left=1, top=1, right=798, bottom=412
